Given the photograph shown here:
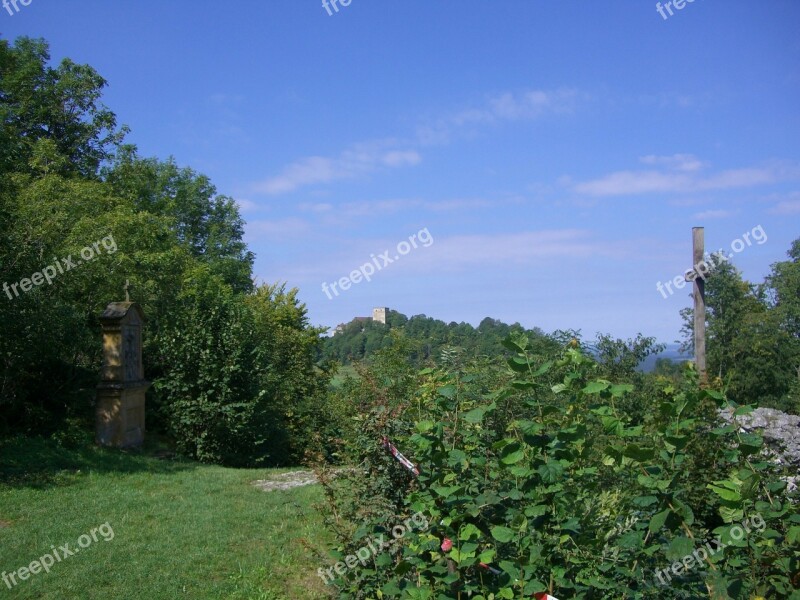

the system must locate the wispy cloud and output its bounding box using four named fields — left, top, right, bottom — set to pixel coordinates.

left=235, top=198, right=259, bottom=213
left=692, top=209, right=736, bottom=220
left=416, top=88, right=580, bottom=144
left=639, top=153, right=706, bottom=172
left=573, top=158, right=800, bottom=197
left=416, top=229, right=628, bottom=271
left=251, top=142, right=421, bottom=195
left=246, top=217, right=310, bottom=238
left=298, top=197, right=494, bottom=219
left=768, top=191, right=800, bottom=215
left=250, top=88, right=580, bottom=196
